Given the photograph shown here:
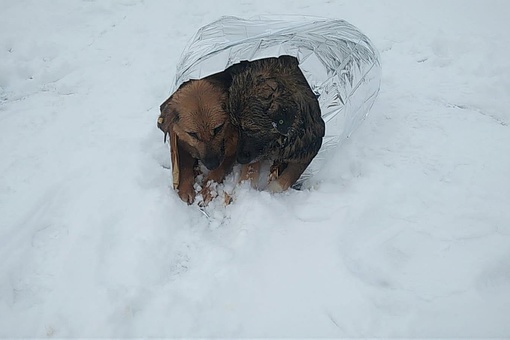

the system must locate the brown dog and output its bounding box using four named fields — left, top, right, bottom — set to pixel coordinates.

left=158, top=73, right=238, bottom=204
left=227, top=55, right=325, bottom=192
